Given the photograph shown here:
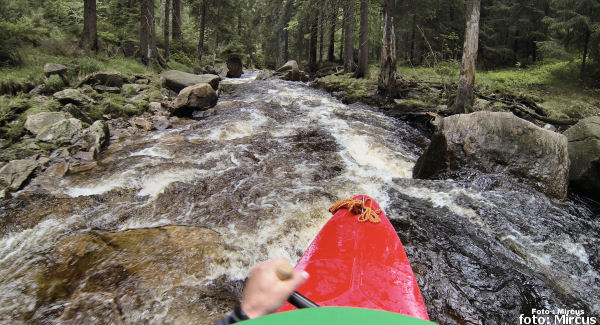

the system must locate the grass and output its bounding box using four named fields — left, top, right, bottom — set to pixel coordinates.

left=395, top=59, right=600, bottom=119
